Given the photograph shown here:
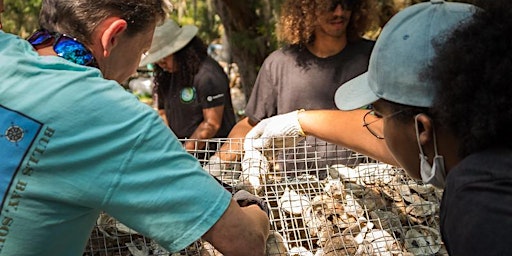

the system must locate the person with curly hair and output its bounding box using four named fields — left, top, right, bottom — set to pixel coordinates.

left=140, top=19, right=236, bottom=155
left=207, top=0, right=377, bottom=177
left=247, top=0, right=512, bottom=253
left=426, top=0, right=512, bottom=253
